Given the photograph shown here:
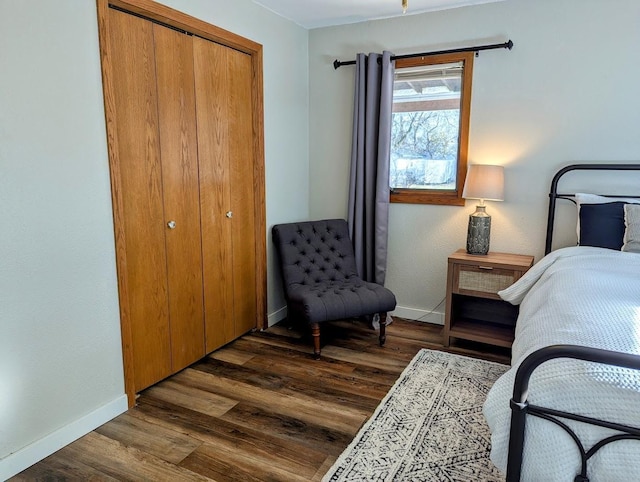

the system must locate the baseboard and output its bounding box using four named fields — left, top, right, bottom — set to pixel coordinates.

left=267, top=305, right=443, bottom=327
left=0, top=394, right=128, bottom=480
left=392, top=306, right=444, bottom=325
left=267, top=305, right=287, bottom=327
